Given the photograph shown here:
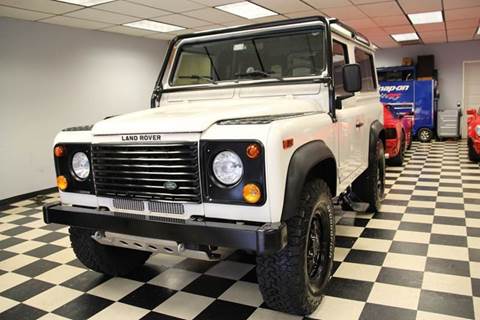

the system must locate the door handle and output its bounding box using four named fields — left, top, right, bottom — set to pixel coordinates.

left=356, top=121, right=364, bottom=128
